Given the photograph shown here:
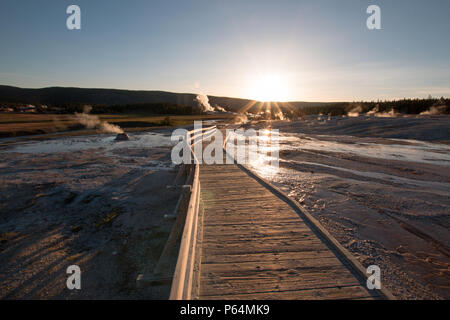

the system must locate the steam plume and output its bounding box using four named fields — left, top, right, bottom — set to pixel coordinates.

left=347, top=105, right=363, bottom=117
left=75, top=105, right=124, bottom=134
left=215, top=105, right=226, bottom=112
left=195, top=94, right=215, bottom=112
left=233, top=114, right=248, bottom=124
left=275, top=111, right=285, bottom=120
left=420, top=105, right=447, bottom=115
left=374, top=108, right=397, bottom=118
